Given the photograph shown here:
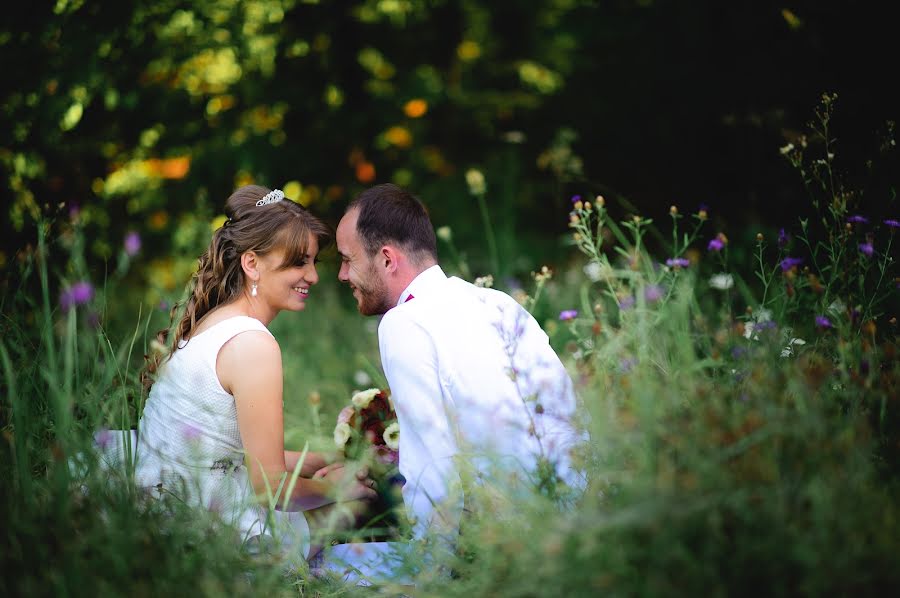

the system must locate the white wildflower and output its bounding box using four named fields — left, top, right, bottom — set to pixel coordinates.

left=333, top=422, right=352, bottom=447
left=465, top=168, right=486, bottom=195
left=779, top=143, right=795, bottom=155
left=474, top=275, right=494, bottom=288
left=583, top=261, right=603, bottom=282
left=709, top=273, right=734, bottom=290
left=780, top=337, right=807, bottom=358
left=353, top=370, right=372, bottom=386
left=383, top=421, right=400, bottom=450
left=351, top=388, right=381, bottom=409
left=436, top=226, right=452, bottom=242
